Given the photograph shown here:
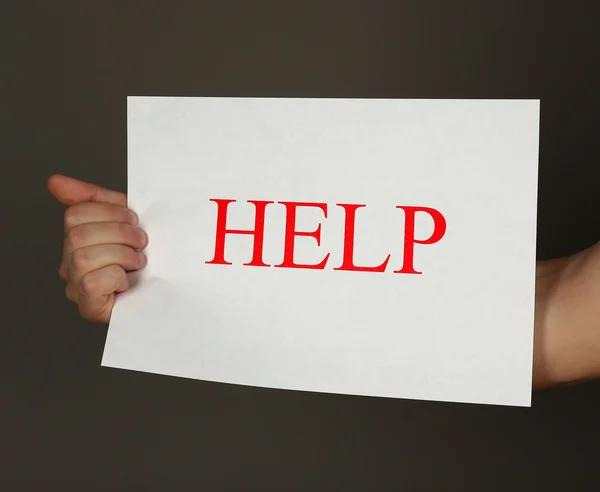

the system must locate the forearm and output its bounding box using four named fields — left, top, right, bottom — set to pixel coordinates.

left=533, top=242, right=600, bottom=389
